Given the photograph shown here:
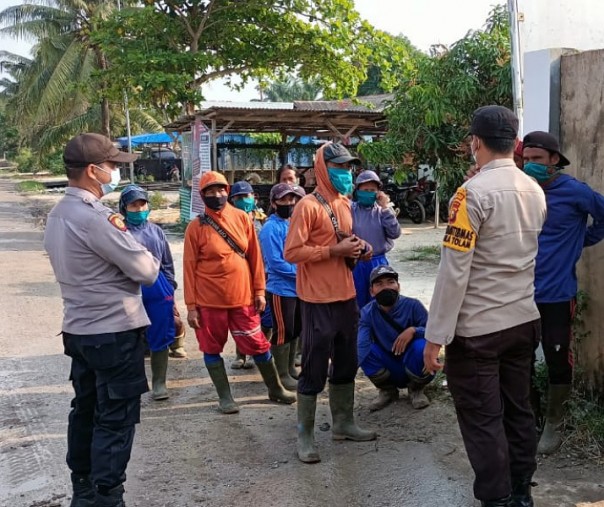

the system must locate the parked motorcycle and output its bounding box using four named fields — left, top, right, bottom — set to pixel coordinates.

left=379, top=167, right=426, bottom=224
